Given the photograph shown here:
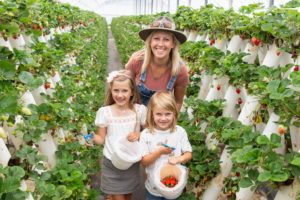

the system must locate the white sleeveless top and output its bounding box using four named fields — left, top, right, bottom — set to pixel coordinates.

left=95, top=103, right=147, bottom=160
